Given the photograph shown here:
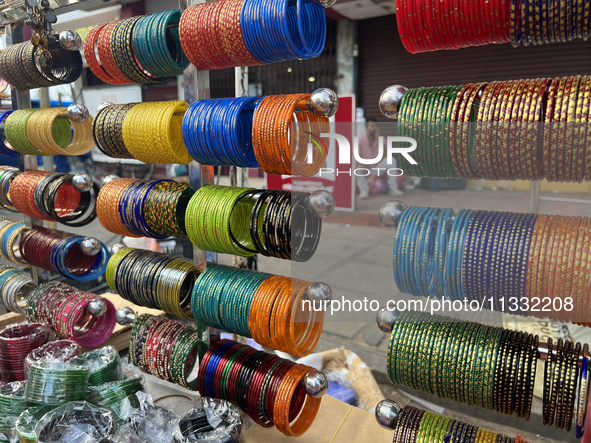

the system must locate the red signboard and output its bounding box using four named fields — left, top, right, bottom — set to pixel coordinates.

left=266, top=95, right=356, bottom=212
